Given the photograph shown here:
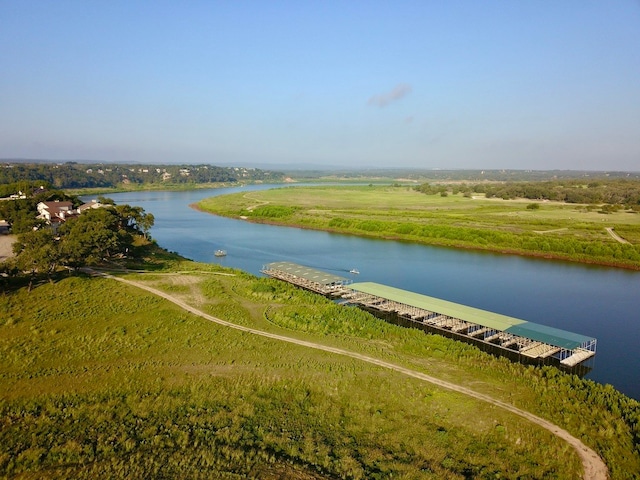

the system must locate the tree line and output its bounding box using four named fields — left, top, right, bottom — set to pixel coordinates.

left=0, top=162, right=285, bottom=190
left=1, top=192, right=154, bottom=291
left=416, top=178, right=640, bottom=208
